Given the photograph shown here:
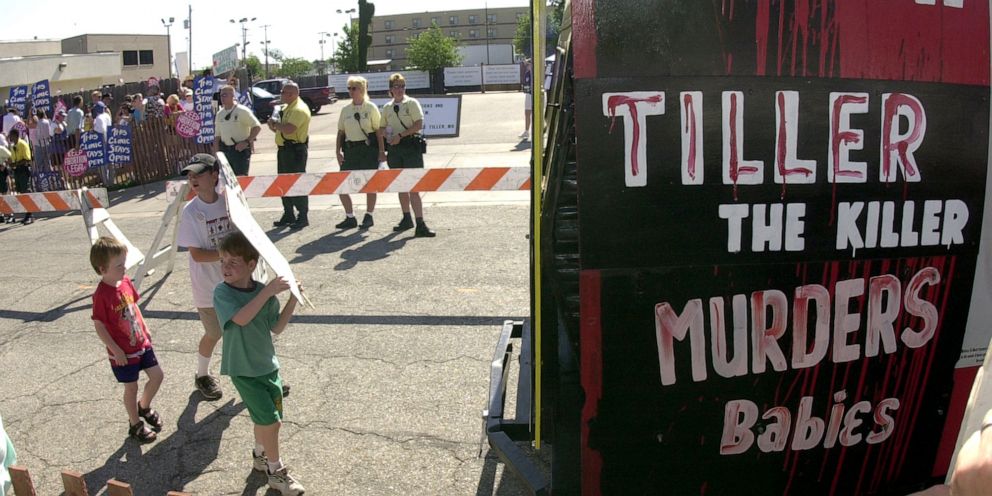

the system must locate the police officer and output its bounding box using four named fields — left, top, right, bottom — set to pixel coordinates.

left=334, top=76, right=385, bottom=229
left=213, top=85, right=261, bottom=176
left=381, top=73, right=435, bottom=237
left=268, top=81, right=311, bottom=229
